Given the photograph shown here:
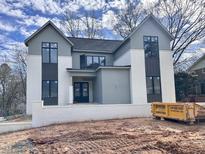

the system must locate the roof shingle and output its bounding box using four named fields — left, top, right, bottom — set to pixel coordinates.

left=68, top=37, right=123, bottom=53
